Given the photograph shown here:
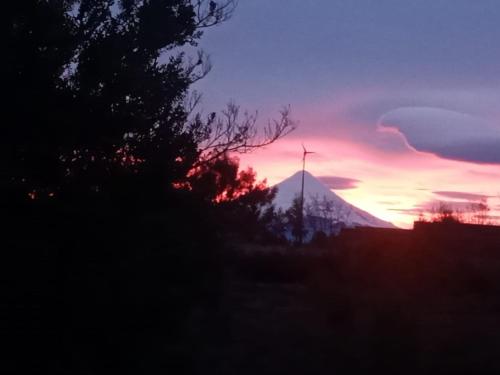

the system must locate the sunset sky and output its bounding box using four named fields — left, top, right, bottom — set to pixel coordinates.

left=194, top=0, right=500, bottom=228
